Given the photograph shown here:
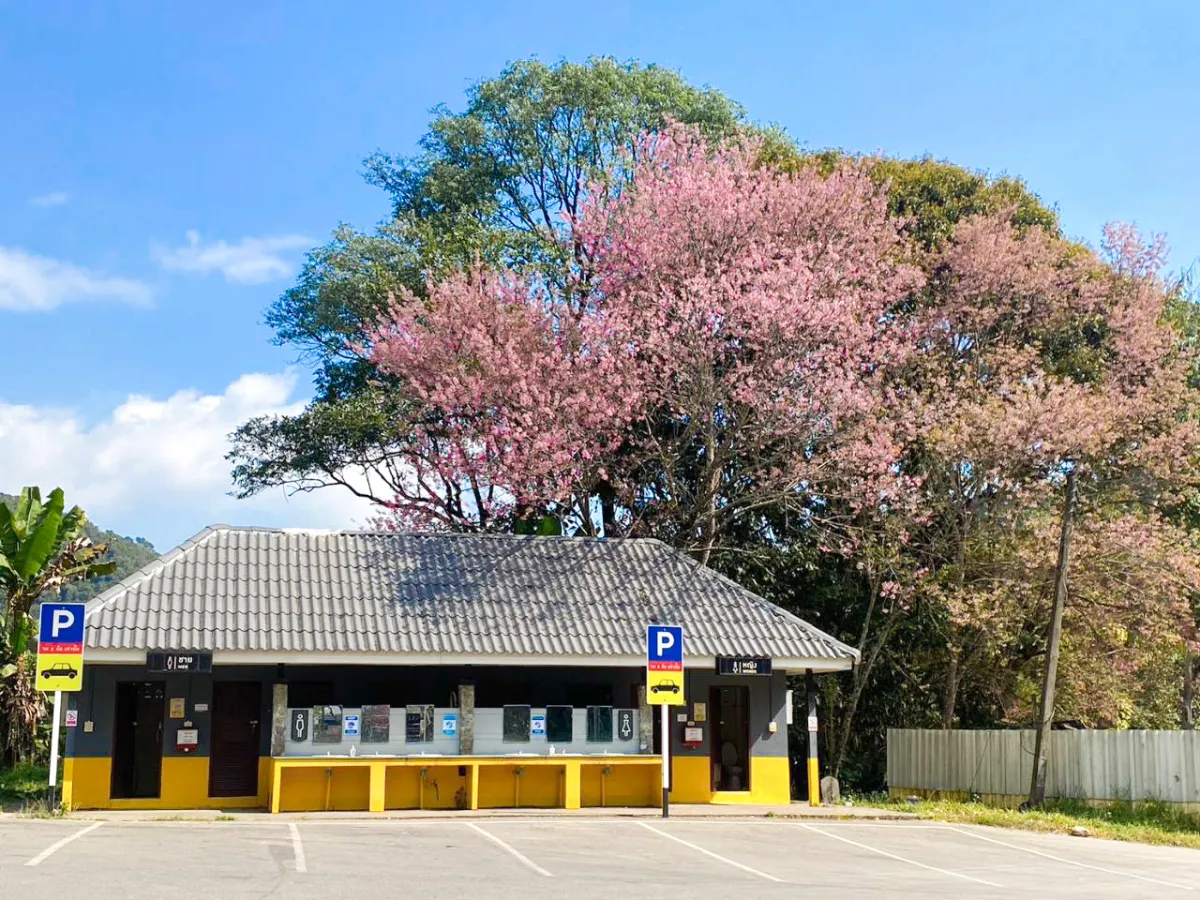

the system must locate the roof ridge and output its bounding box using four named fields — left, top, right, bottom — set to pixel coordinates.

left=85, top=524, right=227, bottom=621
